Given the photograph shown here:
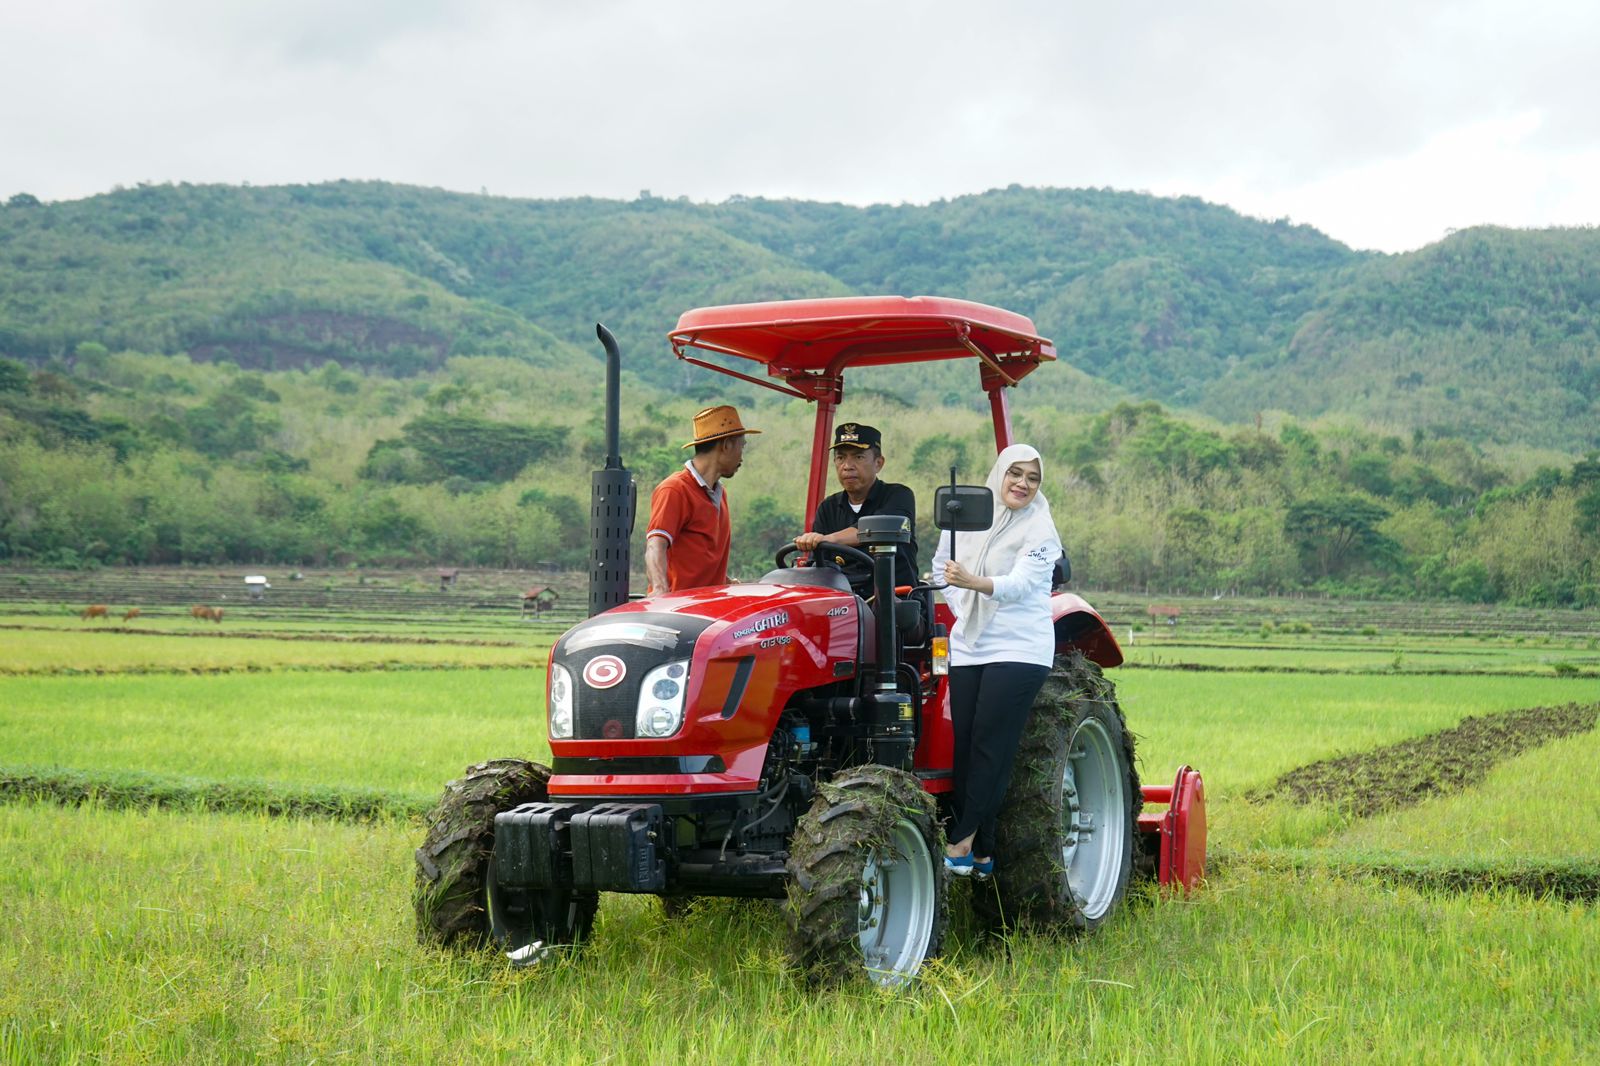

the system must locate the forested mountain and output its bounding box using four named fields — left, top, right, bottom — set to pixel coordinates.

left=1199, top=226, right=1600, bottom=448
left=1, top=180, right=1597, bottom=606
left=4, top=181, right=1596, bottom=449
